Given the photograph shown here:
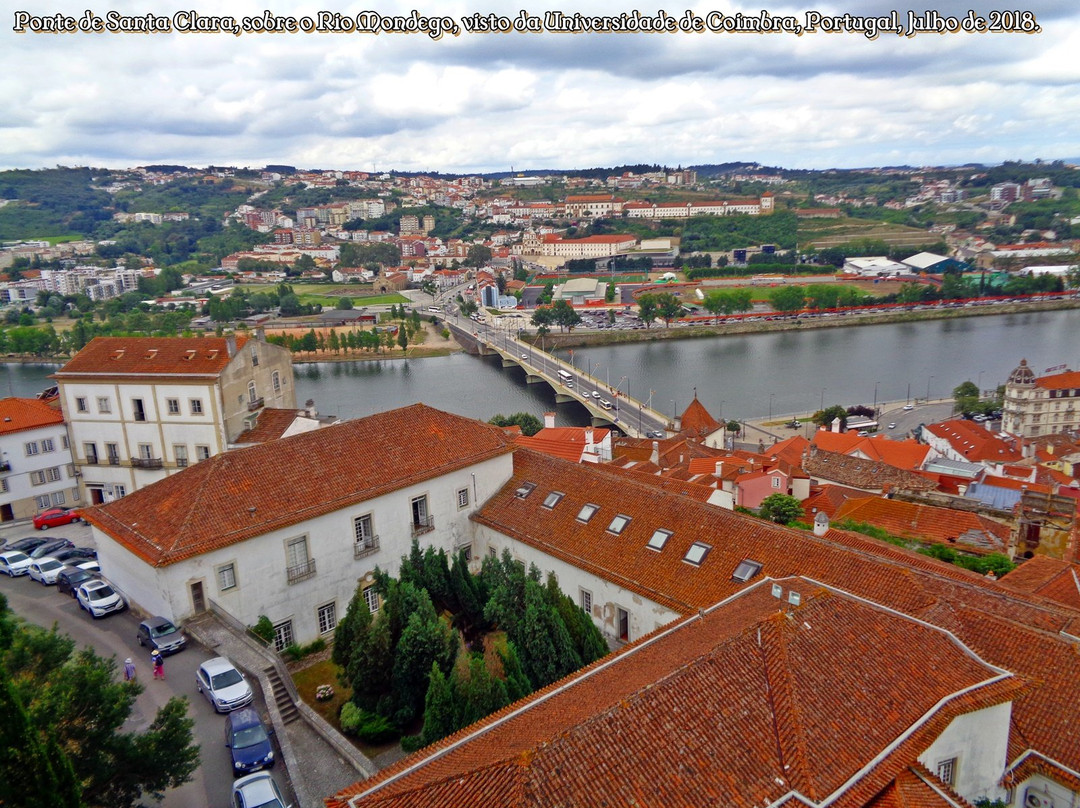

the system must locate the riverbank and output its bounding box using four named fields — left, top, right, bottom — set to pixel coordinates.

left=526, top=297, right=1080, bottom=350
